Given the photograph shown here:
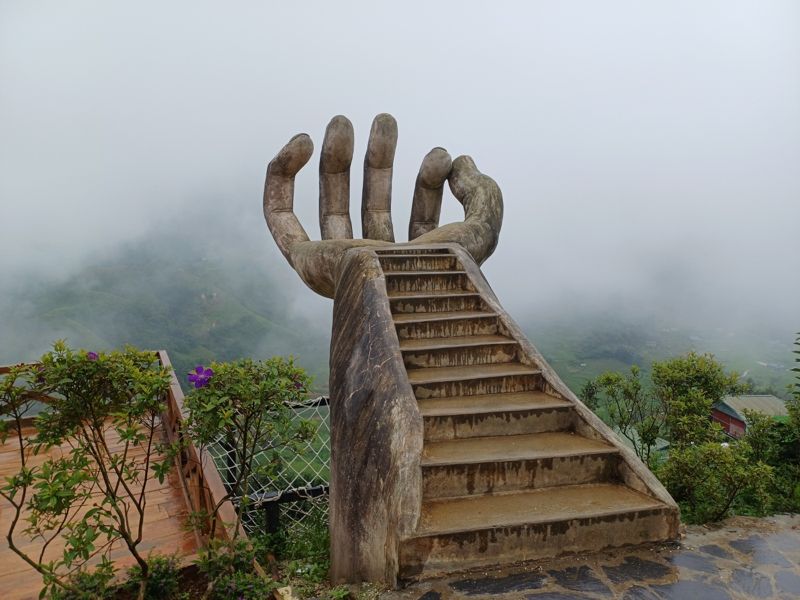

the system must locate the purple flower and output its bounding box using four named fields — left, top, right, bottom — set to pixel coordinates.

left=87, top=351, right=99, bottom=361
left=188, top=365, right=213, bottom=389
